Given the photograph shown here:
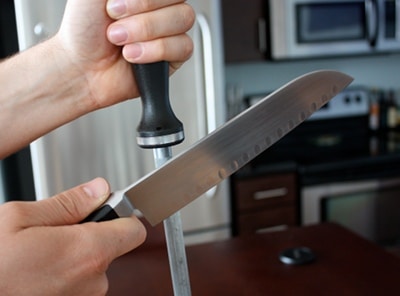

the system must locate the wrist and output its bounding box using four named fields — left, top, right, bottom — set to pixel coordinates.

left=0, top=37, right=94, bottom=157
left=46, top=35, right=98, bottom=114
